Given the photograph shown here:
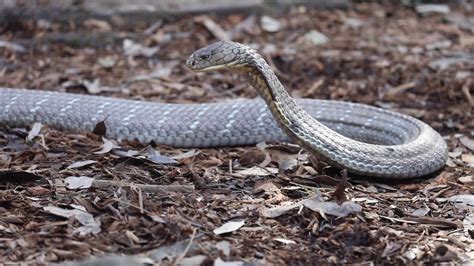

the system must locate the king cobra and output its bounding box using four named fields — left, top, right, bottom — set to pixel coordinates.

left=0, top=42, right=447, bottom=179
